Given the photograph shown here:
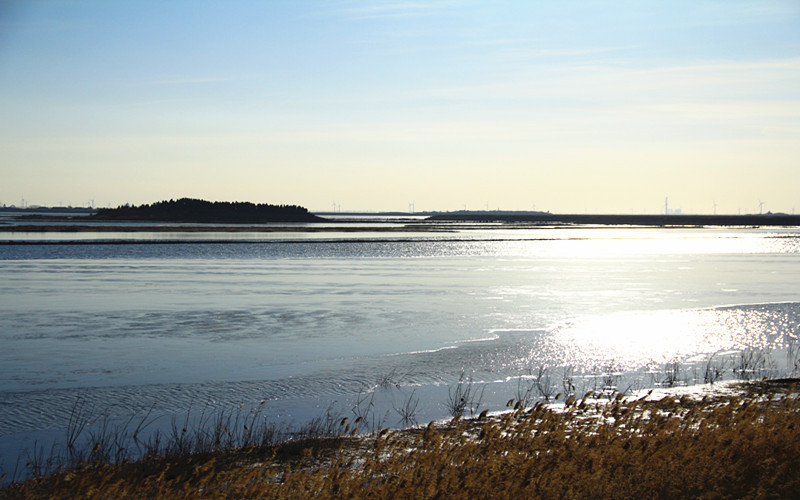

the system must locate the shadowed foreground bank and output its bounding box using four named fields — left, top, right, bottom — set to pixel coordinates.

left=3, top=380, right=799, bottom=498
